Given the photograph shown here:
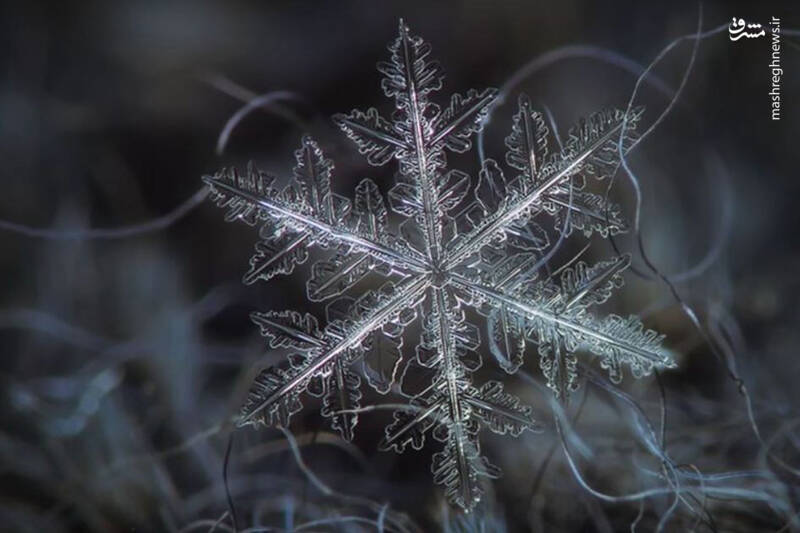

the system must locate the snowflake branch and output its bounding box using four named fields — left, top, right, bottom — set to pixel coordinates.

left=380, top=402, right=442, bottom=451
left=428, top=89, right=498, bottom=150
left=203, top=174, right=428, bottom=273
left=335, top=112, right=407, bottom=149
left=443, top=116, right=629, bottom=269
left=430, top=287, right=482, bottom=509
left=397, top=22, right=443, bottom=264
left=238, top=276, right=429, bottom=427
left=464, top=395, right=539, bottom=433
left=450, top=274, right=671, bottom=367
